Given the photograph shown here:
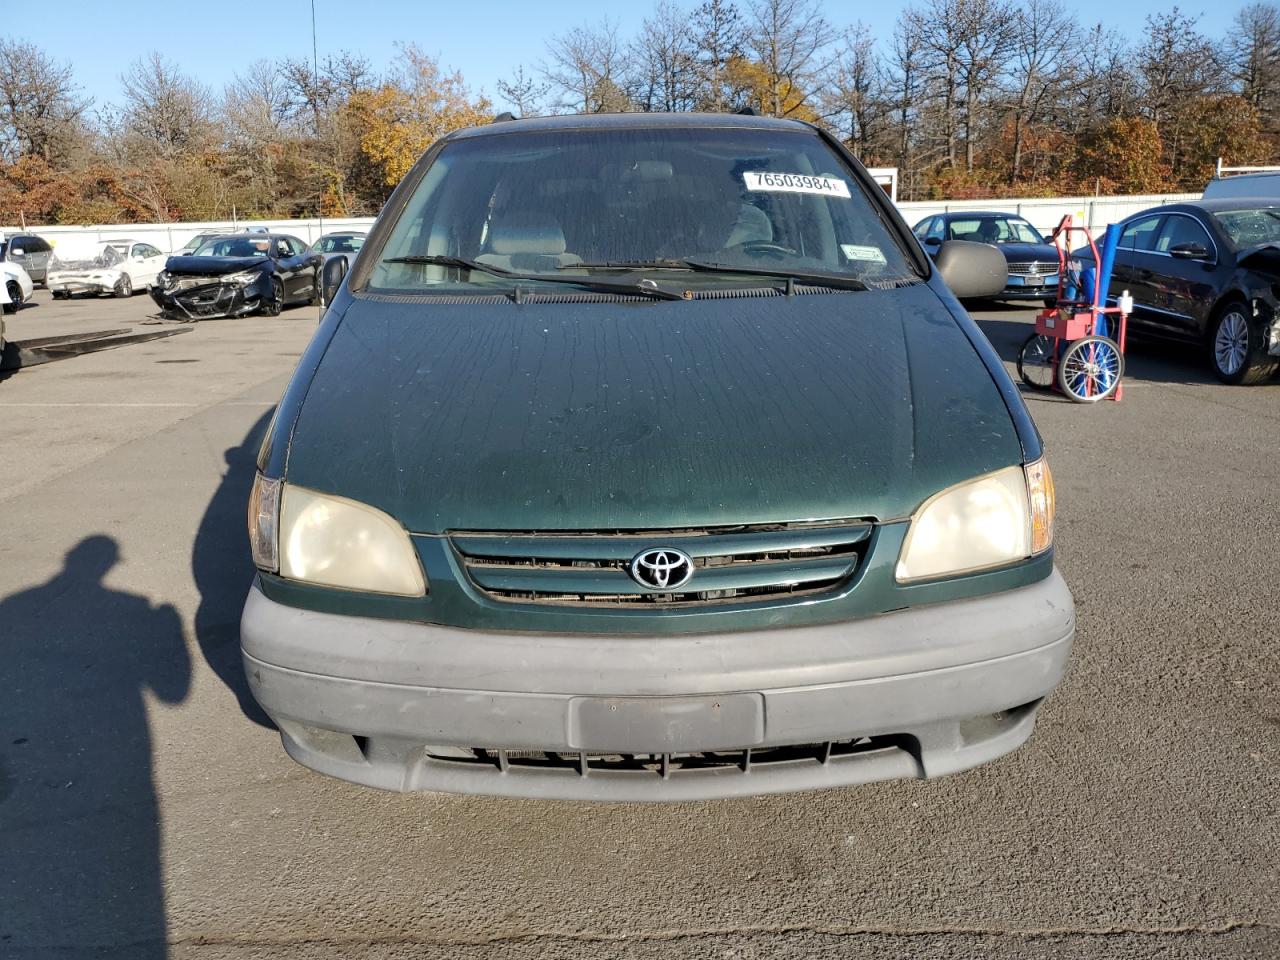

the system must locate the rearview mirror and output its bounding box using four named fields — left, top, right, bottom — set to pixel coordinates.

left=1169, top=242, right=1210, bottom=260
left=933, top=240, right=1009, bottom=299
left=320, top=255, right=349, bottom=307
